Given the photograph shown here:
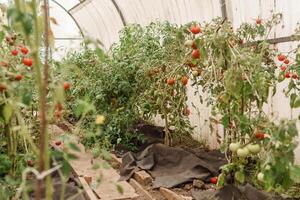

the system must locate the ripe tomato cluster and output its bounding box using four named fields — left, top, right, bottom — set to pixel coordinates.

left=0, top=38, right=34, bottom=94
left=277, top=54, right=298, bottom=80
